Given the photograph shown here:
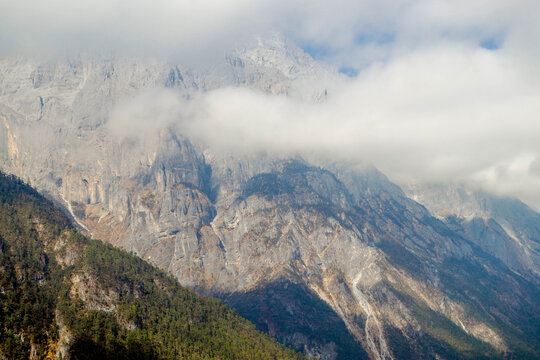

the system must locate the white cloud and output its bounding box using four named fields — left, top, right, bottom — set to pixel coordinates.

left=166, top=42, right=540, bottom=208
left=108, top=89, right=185, bottom=139
left=3, top=0, right=540, bottom=208
left=2, top=0, right=538, bottom=66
